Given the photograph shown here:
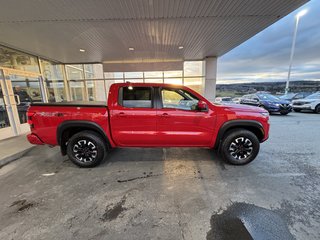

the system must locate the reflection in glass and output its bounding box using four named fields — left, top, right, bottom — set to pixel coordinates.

left=41, top=59, right=66, bottom=102
left=46, top=80, right=66, bottom=102
left=84, top=64, right=104, bottom=79
left=0, top=83, right=10, bottom=128
left=10, top=75, right=43, bottom=124
left=69, top=81, right=85, bottom=101
left=66, top=64, right=84, bottom=80
left=184, top=78, right=204, bottom=94
left=87, top=80, right=106, bottom=101
left=0, top=45, right=40, bottom=73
